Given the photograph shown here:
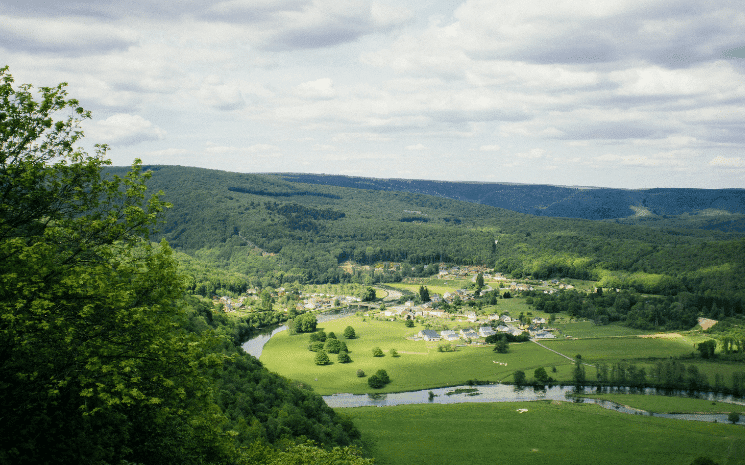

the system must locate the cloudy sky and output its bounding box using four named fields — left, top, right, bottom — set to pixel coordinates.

left=3, top=0, right=745, bottom=188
